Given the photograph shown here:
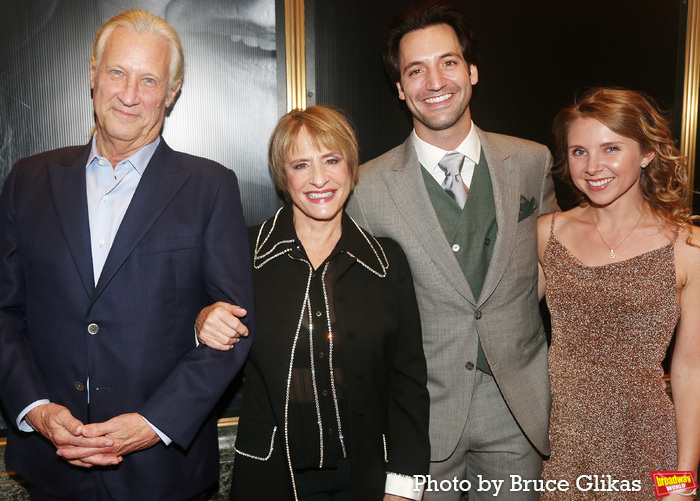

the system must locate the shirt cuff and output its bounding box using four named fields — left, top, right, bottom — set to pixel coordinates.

left=17, top=399, right=51, bottom=432
left=141, top=415, right=172, bottom=446
left=386, top=472, right=424, bottom=501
